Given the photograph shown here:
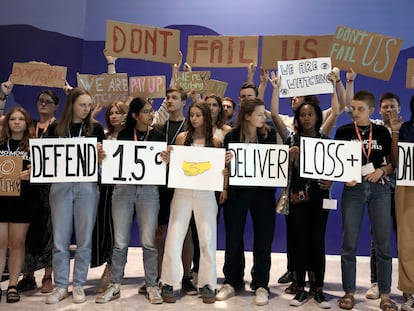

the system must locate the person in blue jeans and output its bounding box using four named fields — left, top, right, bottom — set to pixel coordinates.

left=334, top=90, right=396, bottom=311
left=45, top=88, right=105, bottom=305
left=95, top=97, right=168, bottom=305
